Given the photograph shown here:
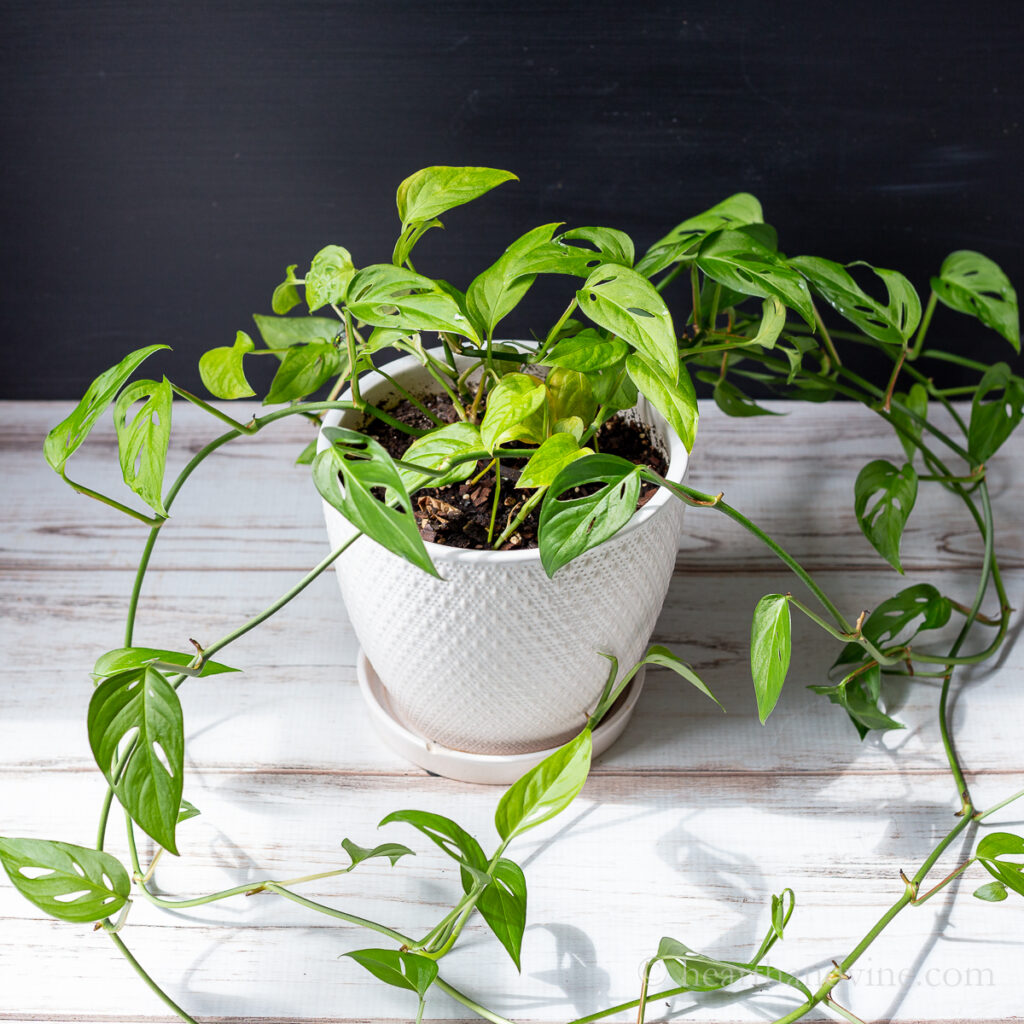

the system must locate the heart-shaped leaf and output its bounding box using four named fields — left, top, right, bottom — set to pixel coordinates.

left=967, top=362, right=1024, bottom=464
left=790, top=256, right=921, bottom=345
left=932, top=250, right=1019, bottom=351
left=88, top=666, right=184, bottom=854
left=271, top=264, right=301, bottom=315
left=518, top=434, right=590, bottom=489
left=625, top=353, right=698, bottom=451
left=545, top=367, right=597, bottom=424
left=495, top=728, right=592, bottom=841
left=697, top=230, right=815, bottom=327
left=114, top=377, right=173, bottom=516
left=751, top=594, right=791, bottom=723
left=478, top=858, right=527, bottom=971
left=252, top=314, right=340, bottom=351
left=314, top=427, right=438, bottom=577
left=0, top=838, right=131, bottom=924
left=199, top=331, right=257, bottom=399
left=541, top=331, right=630, bottom=373
left=577, top=265, right=679, bottom=380
left=44, top=345, right=169, bottom=474
left=854, top=459, right=918, bottom=573
left=305, top=245, right=355, bottom=312
left=538, top=454, right=642, bottom=576
left=974, top=881, right=1008, bottom=902
left=480, top=373, right=548, bottom=452
left=264, top=343, right=343, bottom=404
left=392, top=422, right=483, bottom=498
